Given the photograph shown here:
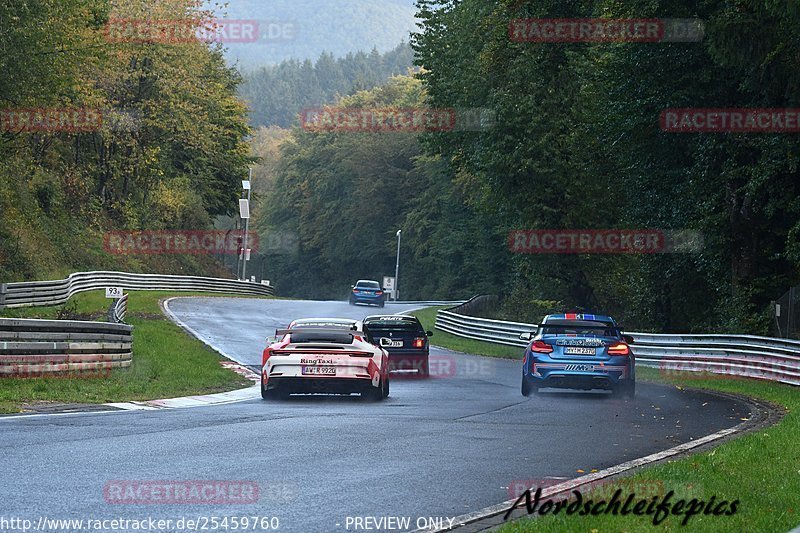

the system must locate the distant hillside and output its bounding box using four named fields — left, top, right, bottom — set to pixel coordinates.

left=240, top=42, right=415, bottom=128
left=214, top=0, right=419, bottom=69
